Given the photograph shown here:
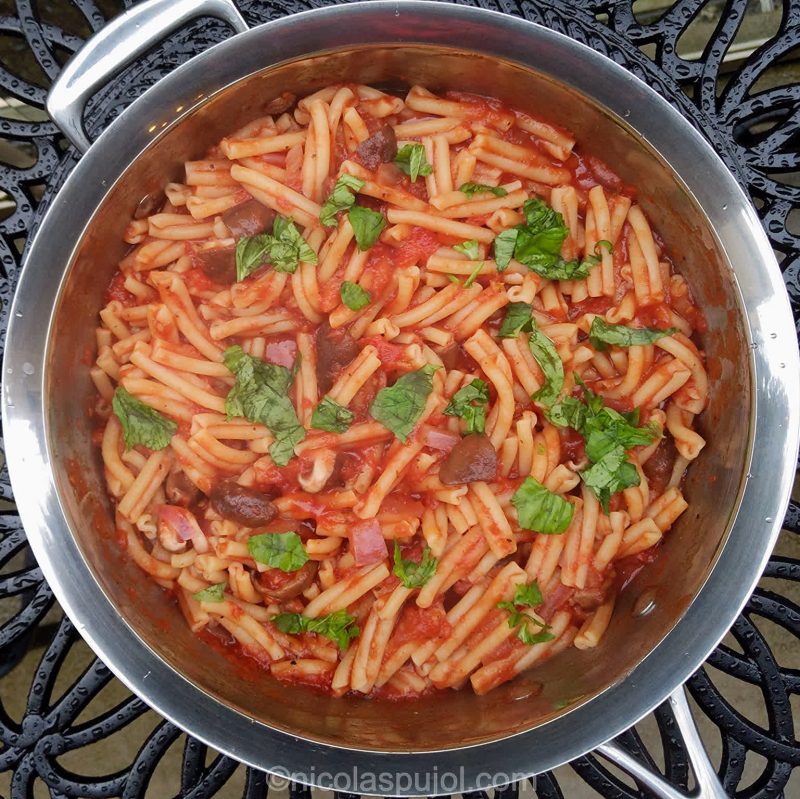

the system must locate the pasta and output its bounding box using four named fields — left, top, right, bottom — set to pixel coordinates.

left=91, top=83, right=708, bottom=698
